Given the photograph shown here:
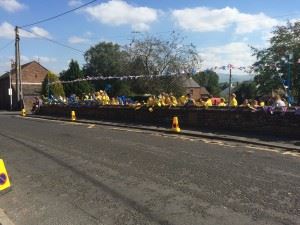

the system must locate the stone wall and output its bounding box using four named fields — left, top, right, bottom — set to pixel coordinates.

left=37, top=105, right=300, bottom=138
